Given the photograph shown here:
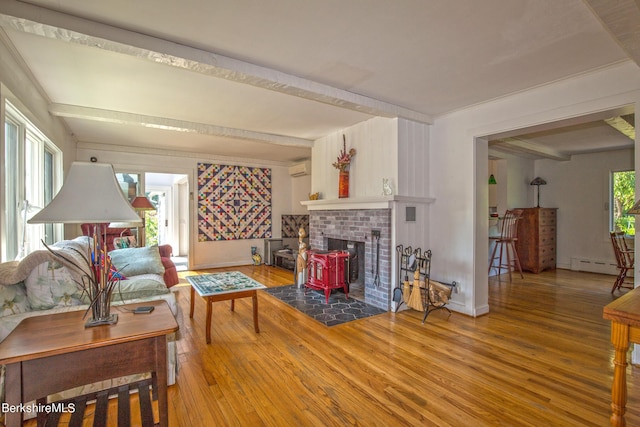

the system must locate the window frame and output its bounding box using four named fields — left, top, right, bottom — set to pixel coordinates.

left=610, top=169, right=636, bottom=236
left=2, top=101, right=63, bottom=261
